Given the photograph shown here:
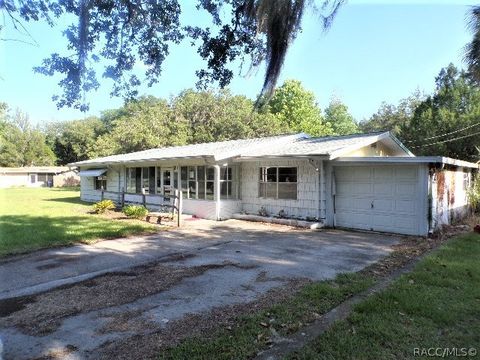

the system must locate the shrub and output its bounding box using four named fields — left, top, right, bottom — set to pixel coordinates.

left=467, top=176, right=480, bottom=212
left=123, top=205, right=149, bottom=219
left=92, top=199, right=115, bottom=214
